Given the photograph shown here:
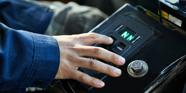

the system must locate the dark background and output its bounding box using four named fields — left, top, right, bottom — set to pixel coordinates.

left=40, top=0, right=159, bottom=15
